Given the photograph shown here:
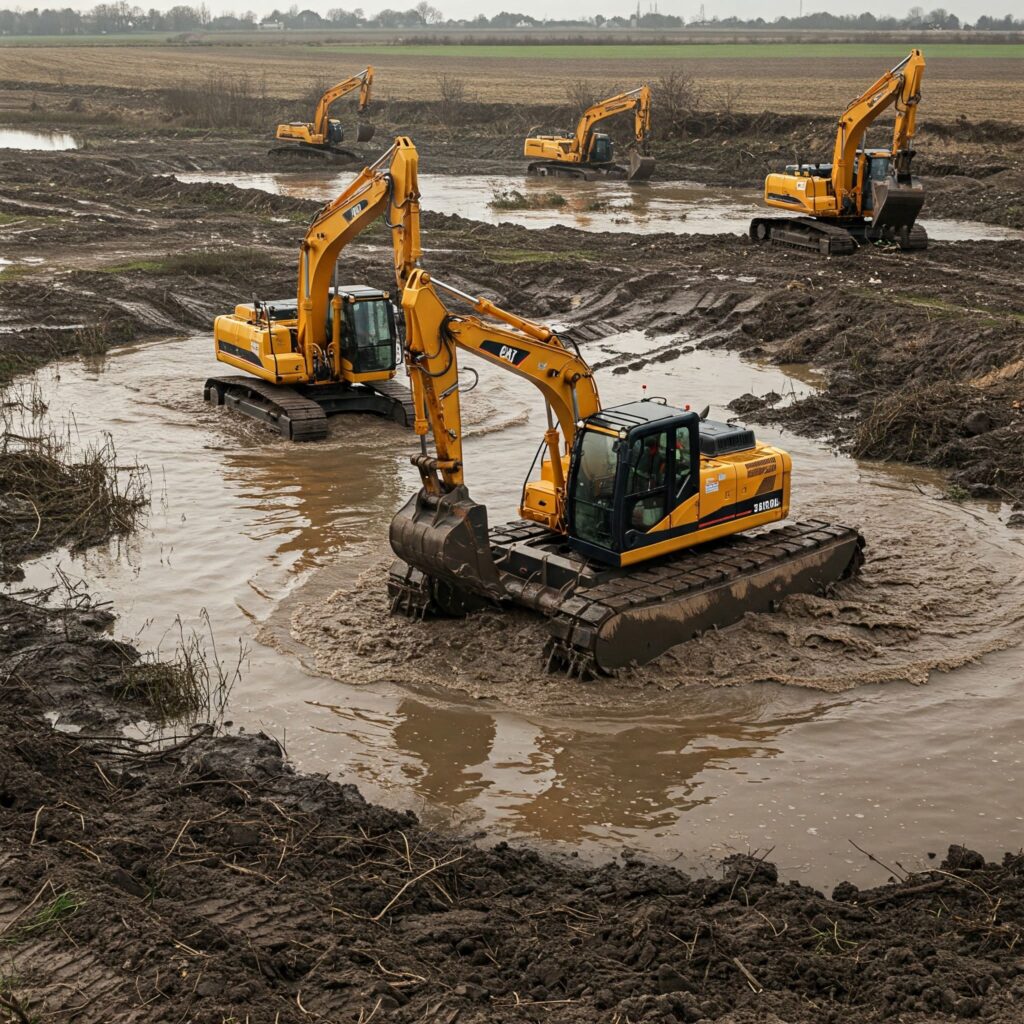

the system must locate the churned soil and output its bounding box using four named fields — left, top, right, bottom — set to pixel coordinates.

left=1, top=105, right=1024, bottom=1024
left=3, top=609, right=1024, bottom=1024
